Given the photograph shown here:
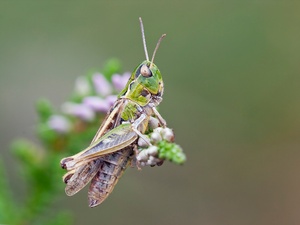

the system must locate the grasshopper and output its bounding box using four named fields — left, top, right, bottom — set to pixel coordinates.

left=61, top=18, right=167, bottom=208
